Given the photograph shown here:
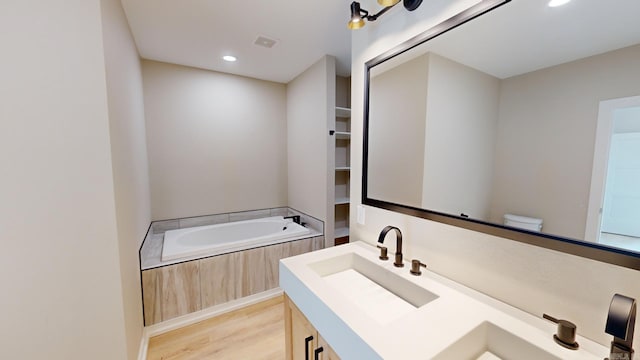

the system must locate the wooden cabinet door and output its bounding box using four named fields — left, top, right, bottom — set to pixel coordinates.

left=285, top=295, right=317, bottom=360
left=317, top=335, right=341, bottom=360
left=285, top=295, right=341, bottom=360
